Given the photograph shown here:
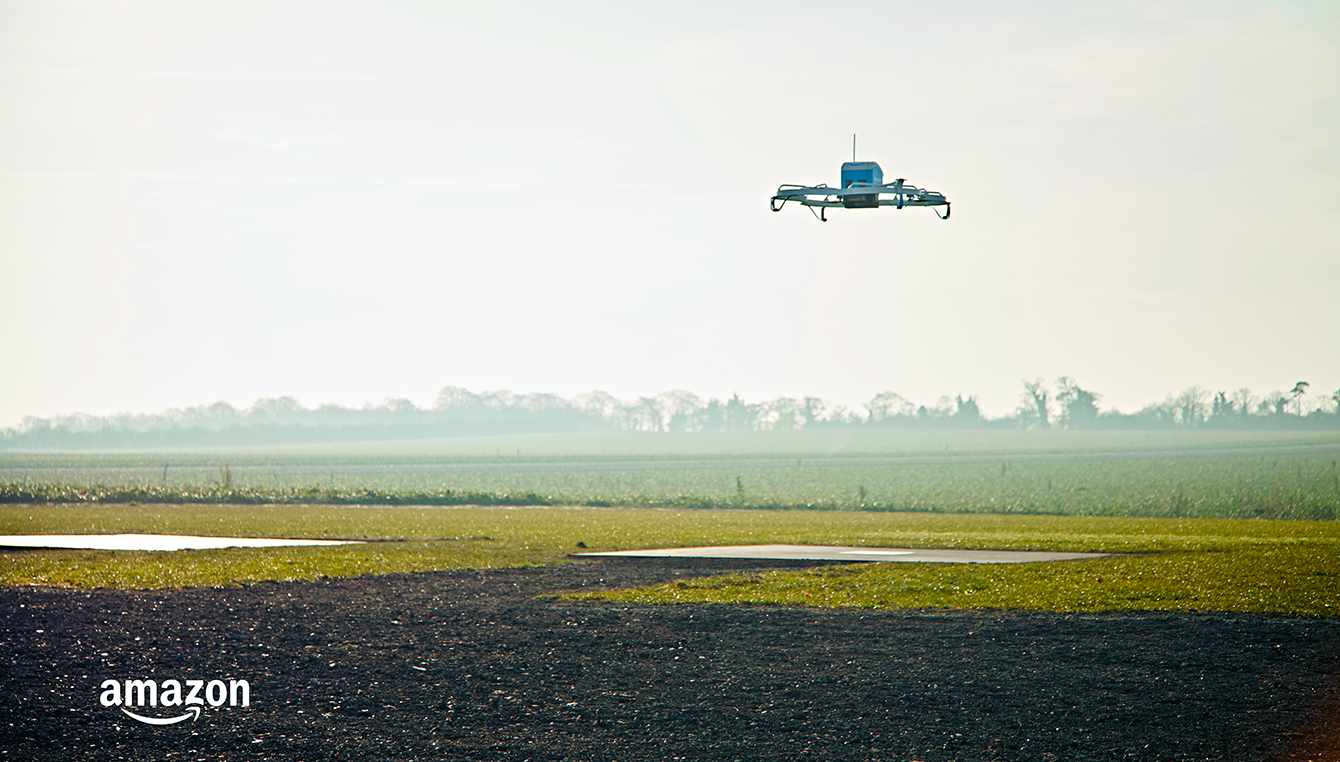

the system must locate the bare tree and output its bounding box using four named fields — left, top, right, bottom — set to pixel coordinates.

left=631, top=397, right=665, bottom=432
left=824, top=404, right=854, bottom=425
left=512, top=393, right=569, bottom=412
left=1258, top=391, right=1288, bottom=417
left=1020, top=380, right=1050, bottom=429
left=574, top=390, right=621, bottom=419
left=1172, top=387, right=1209, bottom=427
left=866, top=391, right=914, bottom=423
left=248, top=396, right=303, bottom=423
left=657, top=390, right=704, bottom=432
left=764, top=398, right=803, bottom=431
left=478, top=390, right=516, bottom=409
left=1231, top=388, right=1256, bottom=418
